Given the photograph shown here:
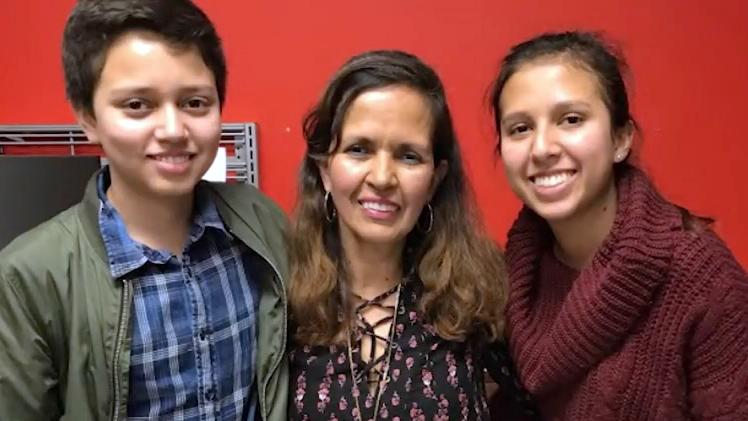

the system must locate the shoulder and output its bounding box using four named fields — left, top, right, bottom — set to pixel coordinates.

left=665, top=225, right=748, bottom=318
left=207, top=182, right=287, bottom=224
left=671, top=226, right=746, bottom=288
left=206, top=183, right=290, bottom=278
left=0, top=205, right=83, bottom=275
left=0, top=205, right=87, bottom=318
